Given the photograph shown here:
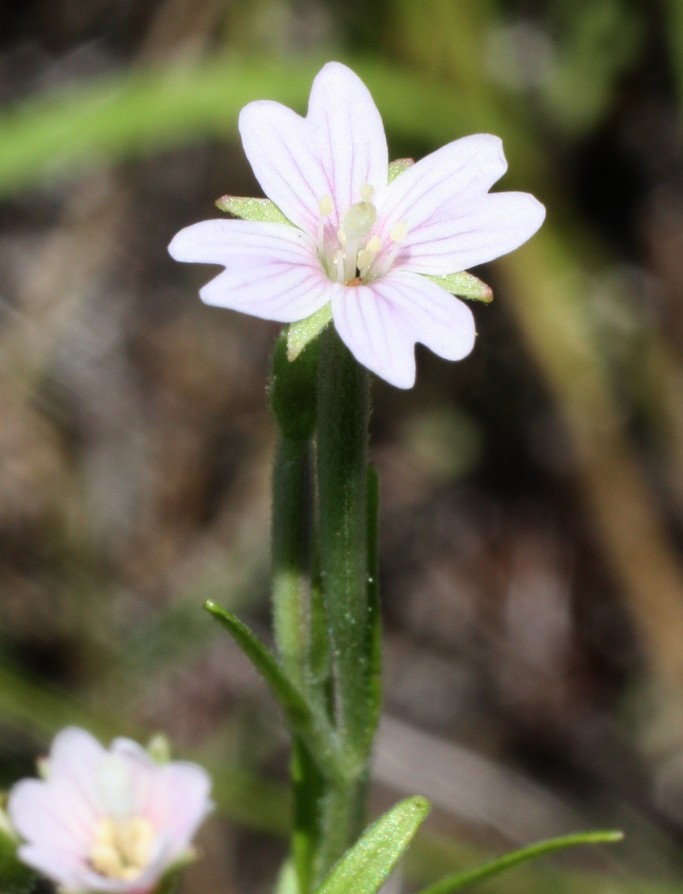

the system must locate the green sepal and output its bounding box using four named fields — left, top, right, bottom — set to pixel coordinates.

left=146, top=733, right=171, bottom=764
left=287, top=305, right=333, bottom=362
left=424, top=272, right=493, bottom=303
left=388, top=159, right=415, bottom=183
left=271, top=329, right=320, bottom=442
left=0, top=811, right=36, bottom=894
left=414, top=829, right=624, bottom=894
left=275, top=858, right=300, bottom=894
left=204, top=601, right=343, bottom=777
left=148, top=849, right=197, bottom=894
left=215, top=195, right=292, bottom=225
left=313, top=796, right=430, bottom=894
